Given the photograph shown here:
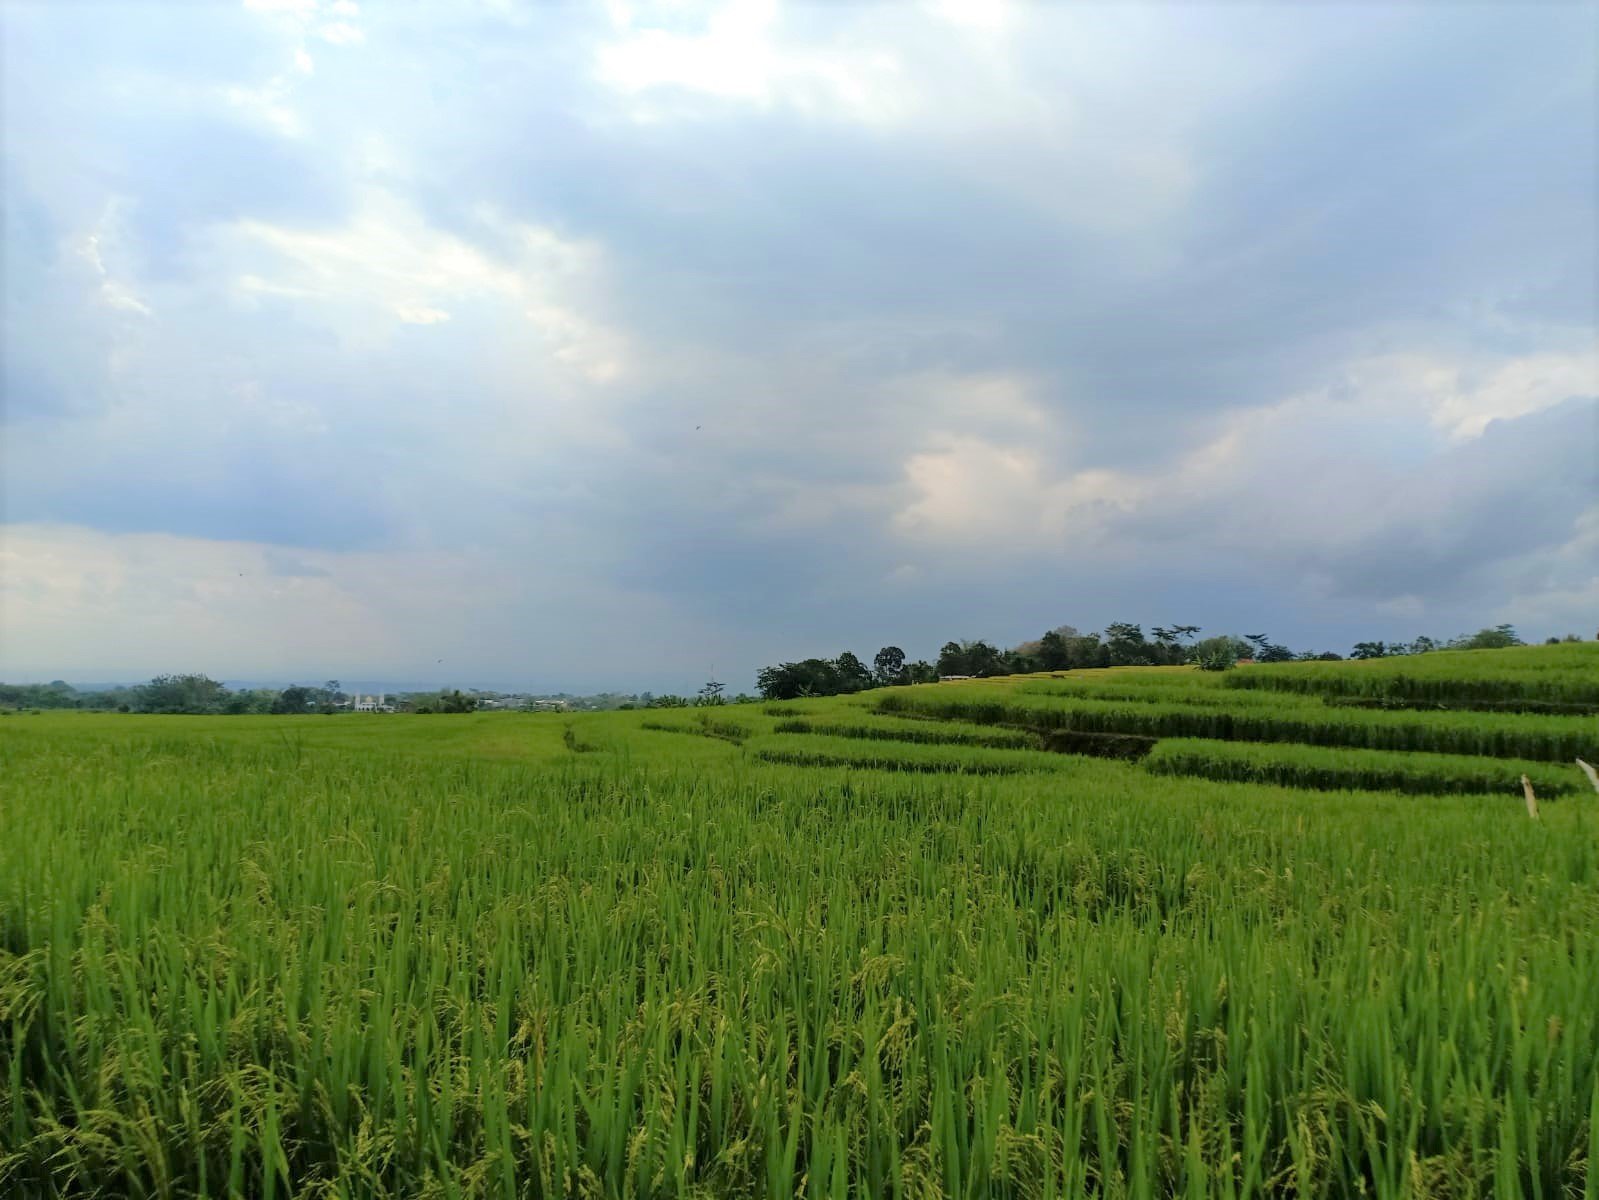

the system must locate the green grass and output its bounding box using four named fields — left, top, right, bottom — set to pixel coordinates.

left=3, top=643, right=1598, bottom=1197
